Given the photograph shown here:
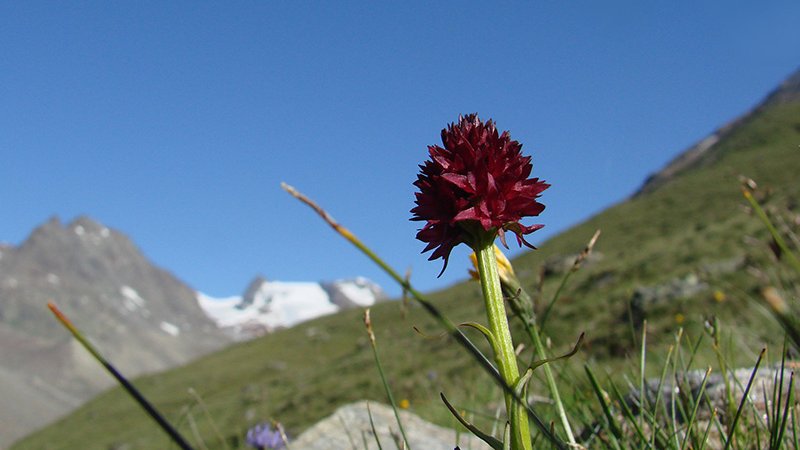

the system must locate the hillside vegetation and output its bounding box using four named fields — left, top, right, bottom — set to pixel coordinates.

left=12, top=97, right=800, bottom=449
